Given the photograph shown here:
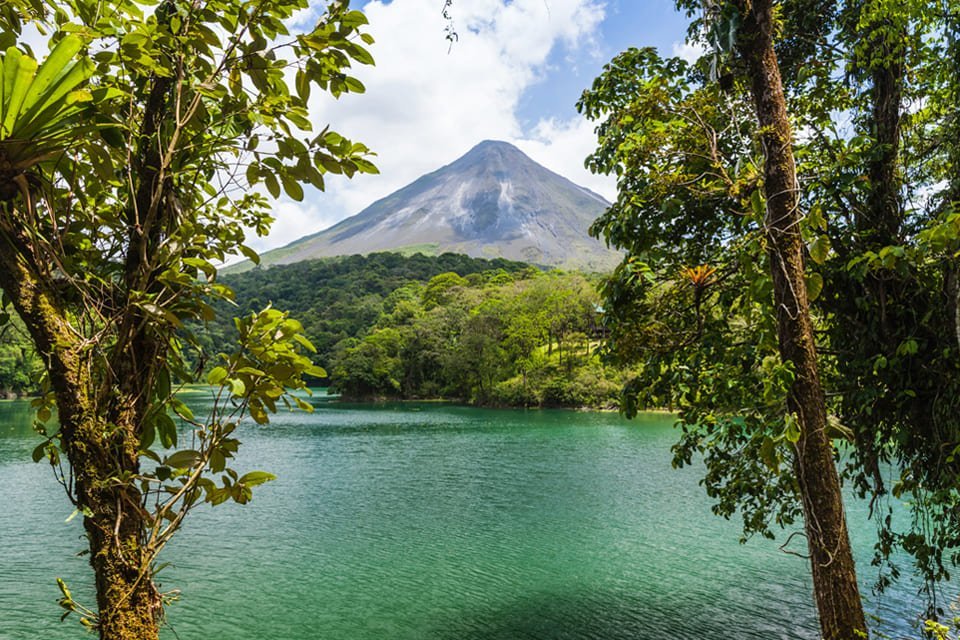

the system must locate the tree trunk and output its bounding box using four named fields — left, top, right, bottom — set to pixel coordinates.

left=0, top=220, right=160, bottom=640
left=736, top=1, right=868, bottom=638
left=67, top=412, right=160, bottom=640
left=864, top=48, right=903, bottom=248
left=88, top=534, right=159, bottom=640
